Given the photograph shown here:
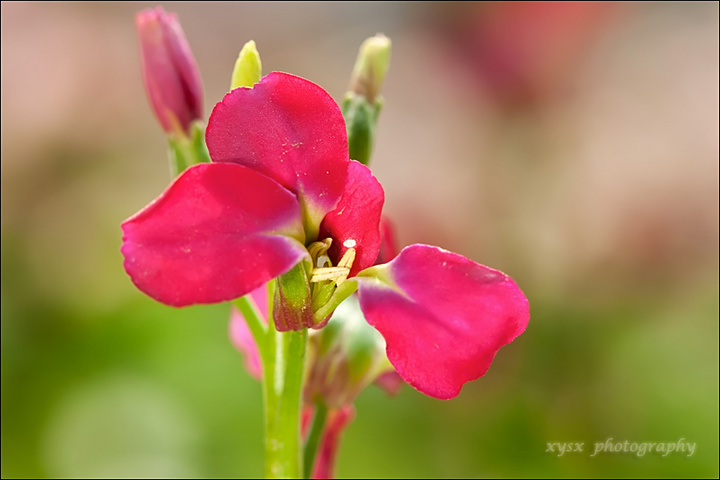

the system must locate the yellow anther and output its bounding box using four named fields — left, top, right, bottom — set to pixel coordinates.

left=337, top=247, right=356, bottom=270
